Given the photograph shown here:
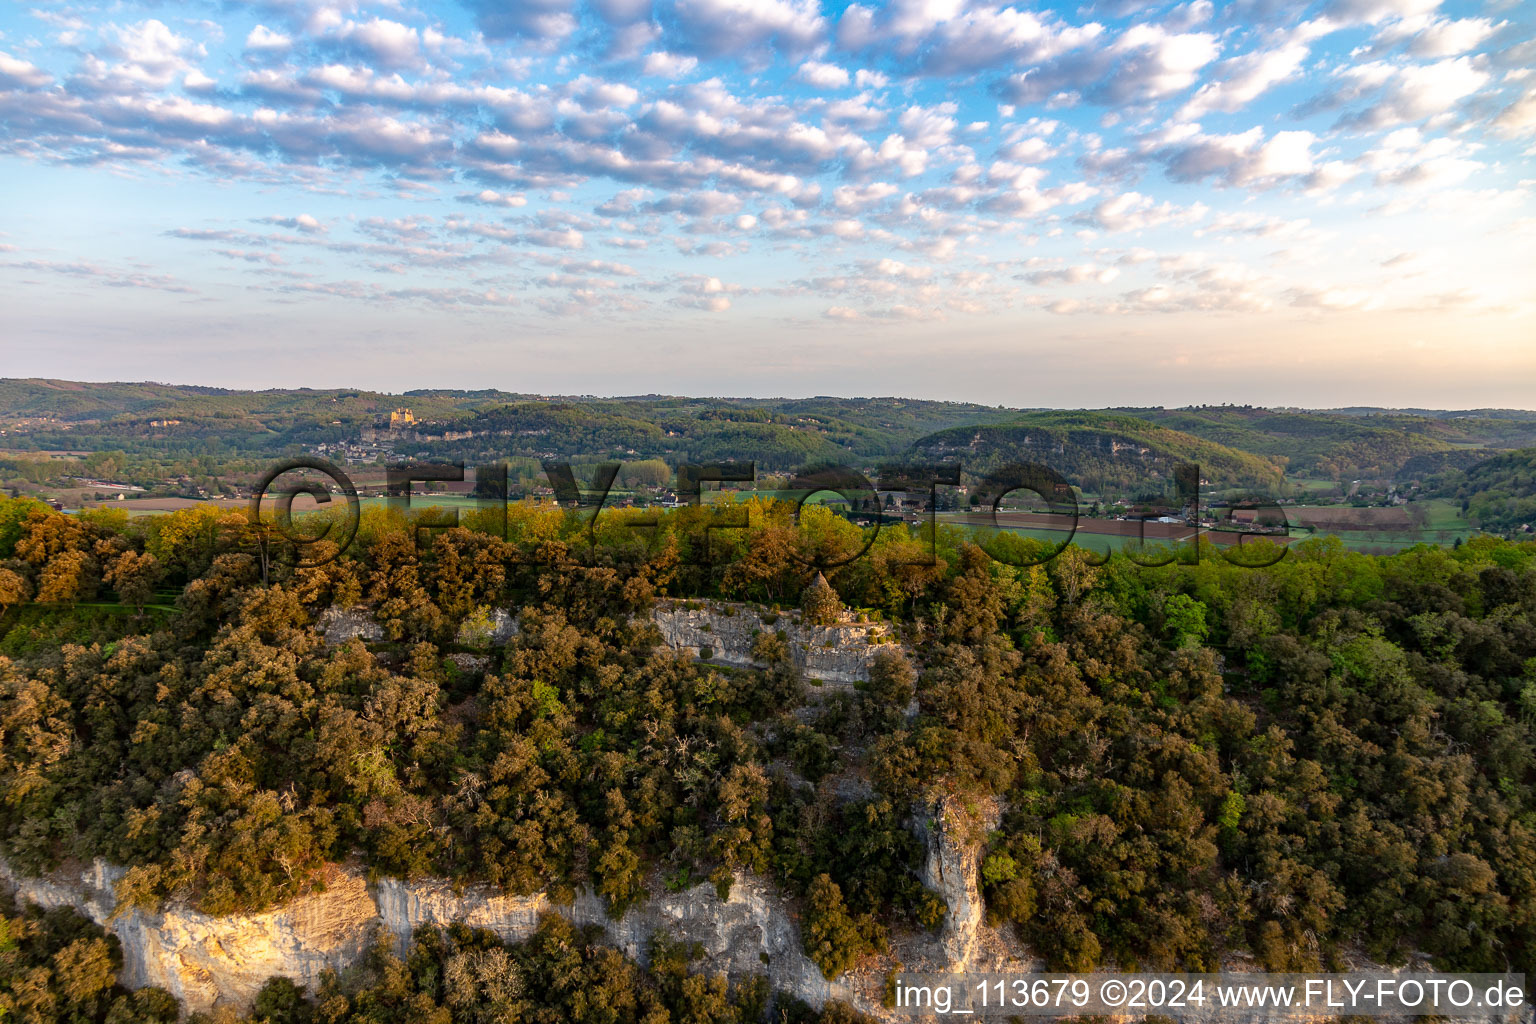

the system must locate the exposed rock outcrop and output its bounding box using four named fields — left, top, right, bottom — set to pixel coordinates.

left=0, top=861, right=377, bottom=1011
left=376, top=873, right=844, bottom=1009
left=915, top=795, right=1033, bottom=975
left=1, top=800, right=1005, bottom=1019
left=315, top=605, right=383, bottom=646
left=651, top=599, right=900, bottom=685
left=456, top=607, right=520, bottom=647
